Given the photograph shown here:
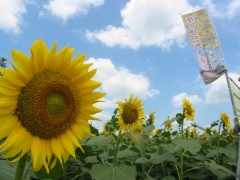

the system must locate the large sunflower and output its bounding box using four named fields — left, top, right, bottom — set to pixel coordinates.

left=116, top=94, right=146, bottom=132
left=182, top=99, right=195, bottom=121
left=0, top=39, right=105, bottom=173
